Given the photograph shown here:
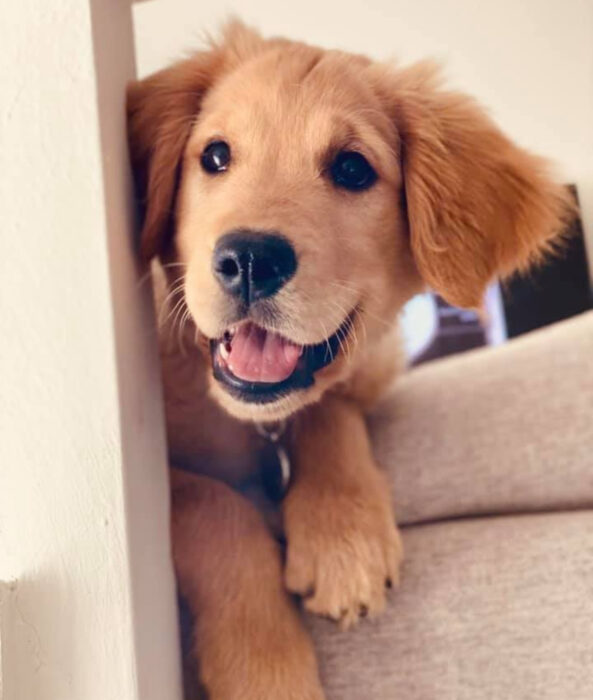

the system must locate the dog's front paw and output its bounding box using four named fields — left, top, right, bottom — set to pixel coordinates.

left=284, top=475, right=403, bottom=628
